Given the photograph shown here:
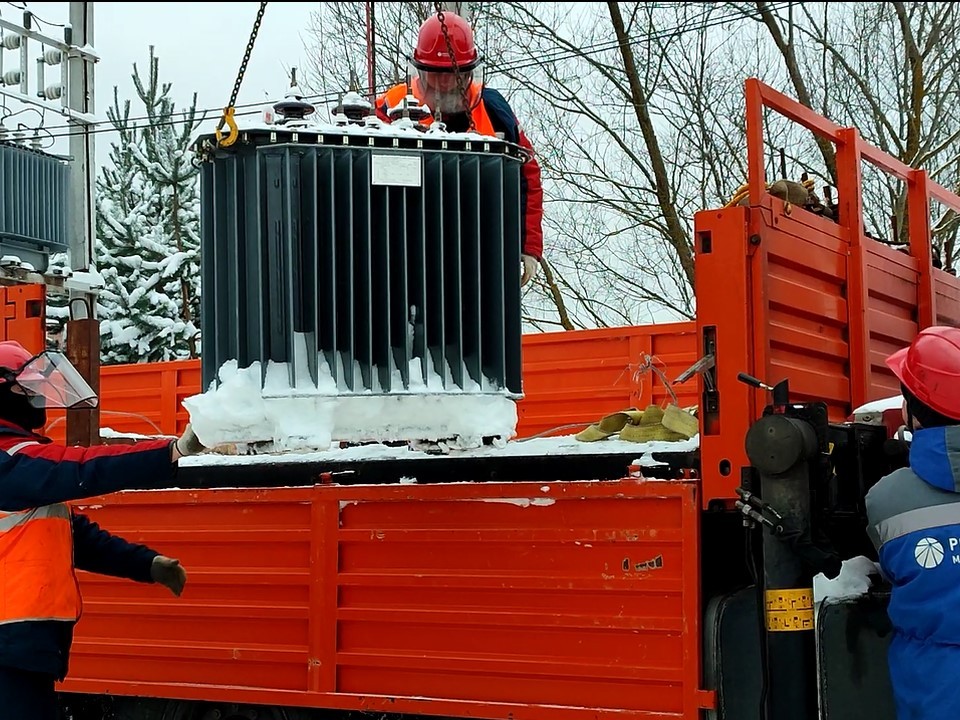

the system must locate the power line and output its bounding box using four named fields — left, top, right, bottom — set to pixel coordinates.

left=488, top=1, right=791, bottom=76
left=3, top=1, right=66, bottom=28
left=23, top=86, right=349, bottom=136
left=9, top=1, right=790, bottom=144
